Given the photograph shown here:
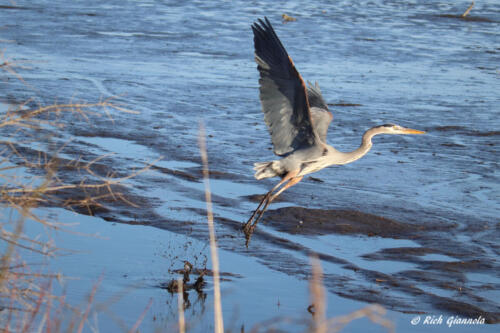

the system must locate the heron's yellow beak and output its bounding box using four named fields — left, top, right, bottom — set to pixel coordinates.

left=402, top=127, right=426, bottom=134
